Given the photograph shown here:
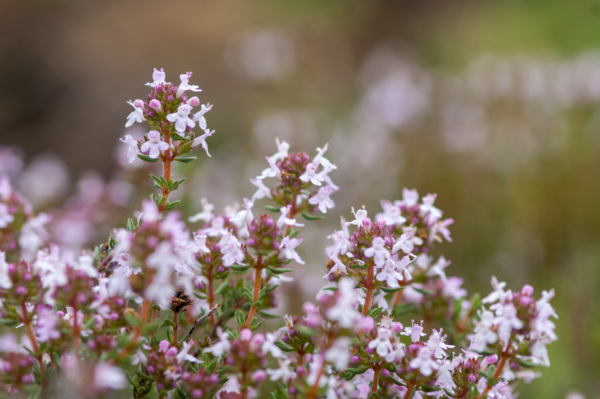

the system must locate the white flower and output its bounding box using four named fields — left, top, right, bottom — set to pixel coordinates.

left=193, top=103, right=213, bottom=130
left=0, top=251, right=11, bottom=289
left=313, top=143, right=336, bottom=170
left=0, top=203, right=14, bottom=228
left=495, top=303, right=523, bottom=337
left=325, top=255, right=348, bottom=278
left=219, top=233, right=245, bottom=266
left=375, top=258, right=404, bottom=288
left=368, top=328, right=394, bottom=359
left=318, top=164, right=339, bottom=191
left=276, top=205, right=304, bottom=229
left=426, top=256, right=451, bottom=282
left=250, top=178, right=272, bottom=201
left=203, top=216, right=228, bottom=237
left=326, top=278, right=362, bottom=328
left=141, top=131, right=169, bottom=159
left=400, top=188, right=419, bottom=207
left=267, top=359, right=296, bottom=383
left=469, top=310, right=498, bottom=350
left=426, top=329, right=454, bottom=359
left=145, top=68, right=167, bottom=87
left=0, top=177, right=11, bottom=201
left=401, top=320, right=426, bottom=343
left=280, top=236, right=304, bottom=264
left=176, top=341, right=202, bottom=364
left=308, top=186, right=335, bottom=213
left=94, top=363, right=128, bottom=390
left=376, top=200, right=406, bottom=226
left=166, top=104, right=195, bottom=133
left=257, top=156, right=280, bottom=180
left=409, top=346, right=439, bottom=376
left=75, top=255, right=98, bottom=278
left=299, top=163, right=324, bottom=186
left=364, top=237, right=390, bottom=267
left=188, top=233, right=209, bottom=254
left=176, top=72, right=202, bottom=97
left=189, top=198, right=215, bottom=224
left=125, top=100, right=146, bottom=127
left=204, top=328, right=230, bottom=357
left=420, top=193, right=443, bottom=224
left=192, top=129, right=215, bottom=157
left=19, top=213, right=51, bottom=254
left=119, top=135, right=139, bottom=163
left=262, top=332, right=284, bottom=358
left=325, top=337, right=352, bottom=370
left=269, top=138, right=290, bottom=163
left=146, top=242, right=178, bottom=271
left=346, top=206, right=367, bottom=226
